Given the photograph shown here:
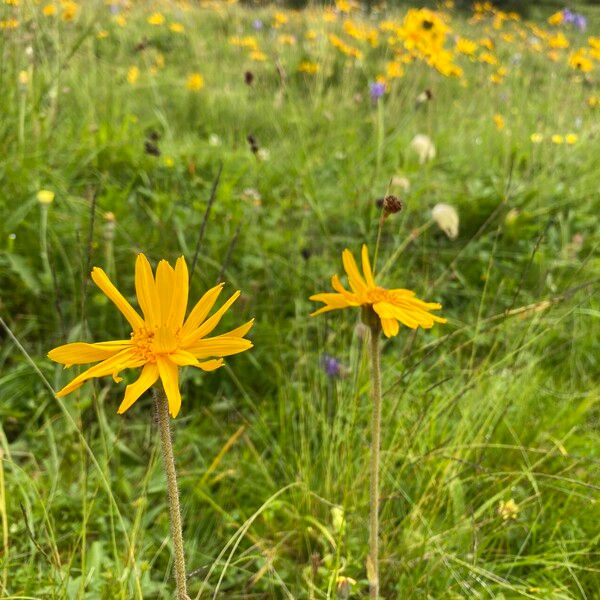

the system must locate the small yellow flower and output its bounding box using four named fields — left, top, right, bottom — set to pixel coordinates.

left=186, top=73, right=204, bottom=91
left=551, top=134, right=564, bottom=145
left=114, top=14, right=126, bottom=27
left=170, top=22, right=185, bottom=33
left=250, top=50, right=267, bottom=62
left=18, top=70, right=28, bottom=87
left=298, top=61, right=319, bottom=74
left=565, top=133, right=578, bottom=144
left=147, top=12, right=165, bottom=26
left=164, top=156, right=175, bottom=168
left=61, top=1, right=78, bottom=22
left=493, top=113, right=505, bottom=130
left=42, top=3, right=56, bottom=16
left=127, top=65, right=140, bottom=85
left=310, top=245, right=446, bottom=337
left=97, top=30, right=109, bottom=39
left=37, top=189, right=55, bottom=204
left=530, top=133, right=544, bottom=144
left=48, top=254, right=254, bottom=417
left=498, top=498, right=520, bottom=521
left=569, top=50, right=593, bottom=73
left=547, top=11, right=563, bottom=26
